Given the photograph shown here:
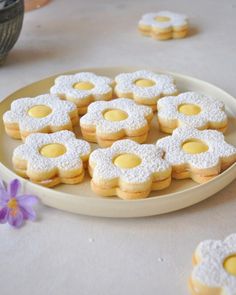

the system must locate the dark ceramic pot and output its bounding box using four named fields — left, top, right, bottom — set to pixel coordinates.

left=0, top=0, right=24, bottom=65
